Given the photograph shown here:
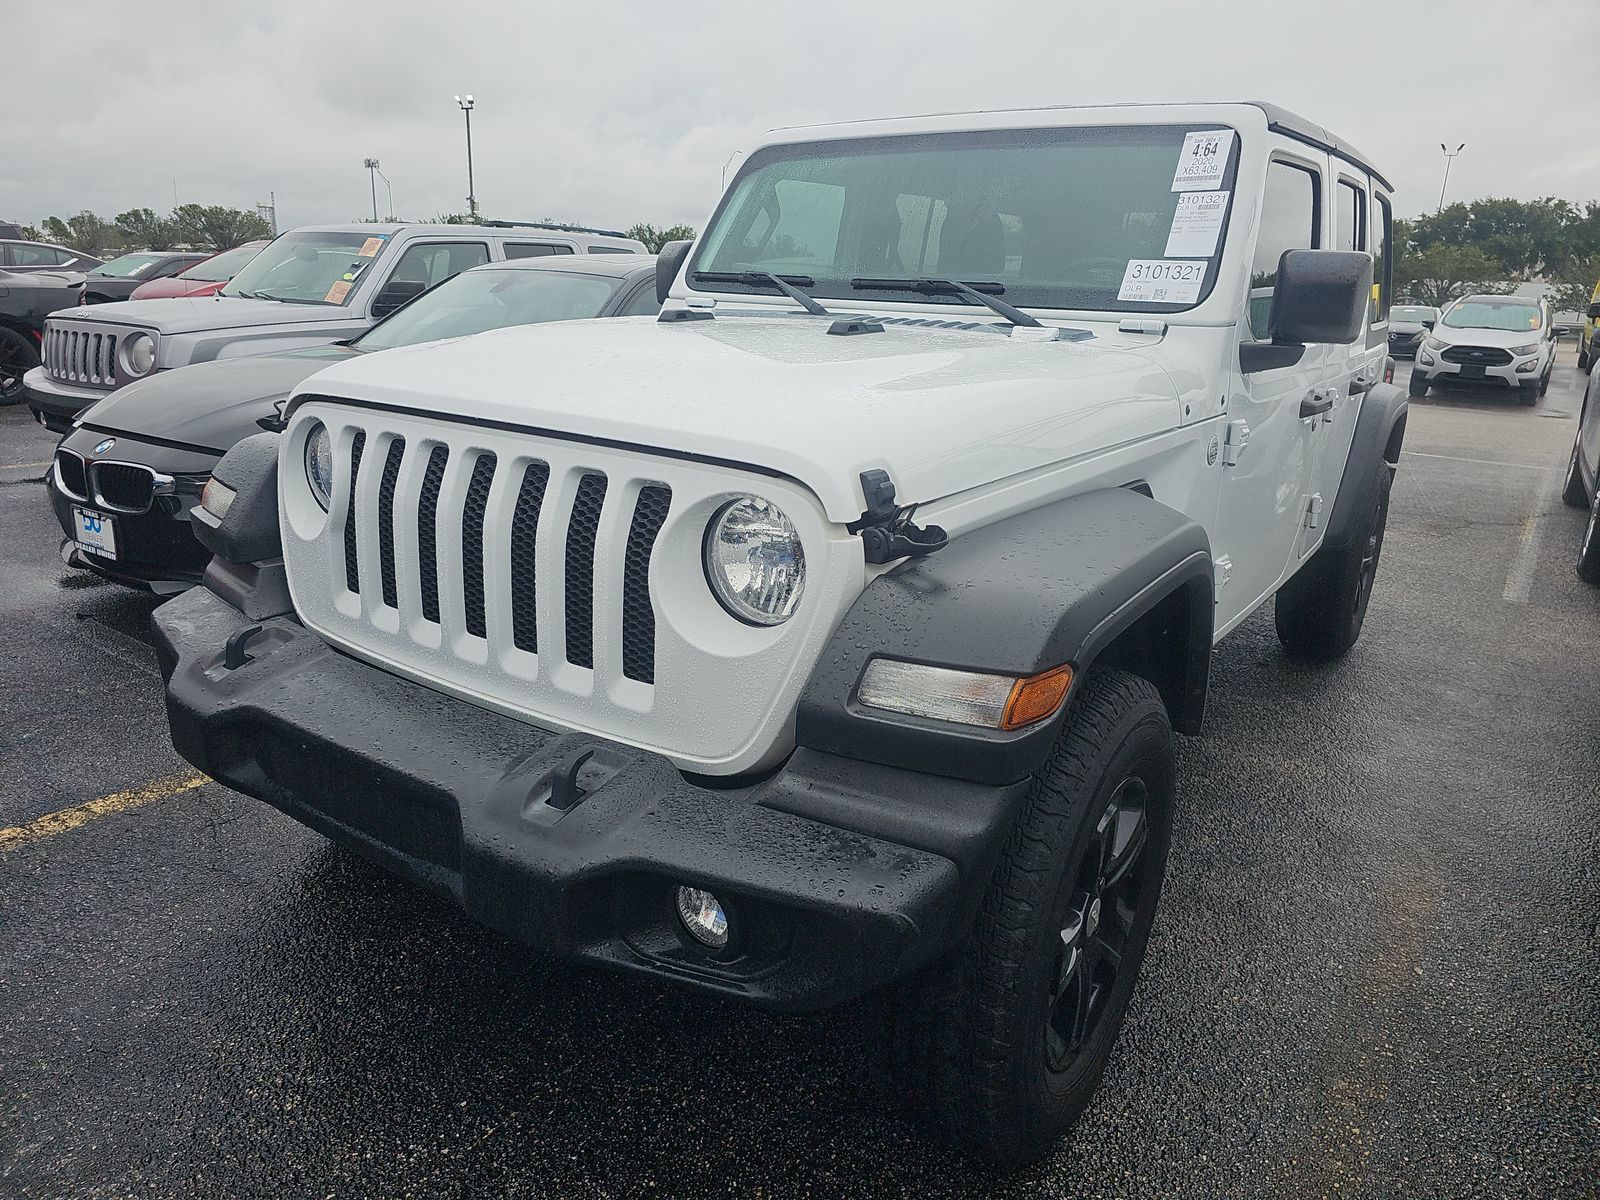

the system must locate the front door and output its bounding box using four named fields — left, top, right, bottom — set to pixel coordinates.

left=1213, top=155, right=1328, bottom=634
